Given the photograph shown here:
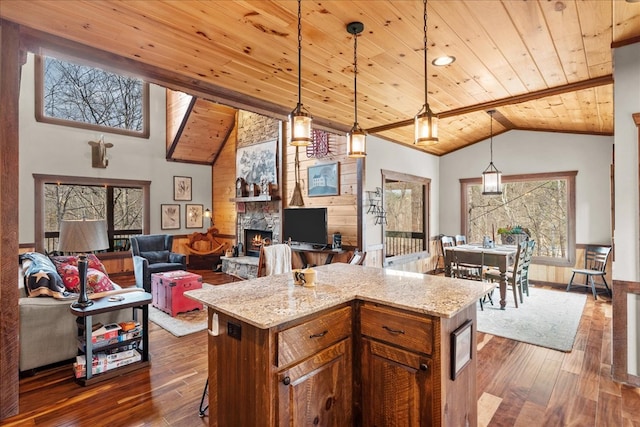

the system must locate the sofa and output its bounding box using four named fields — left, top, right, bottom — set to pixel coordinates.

left=130, top=234, right=187, bottom=292
left=18, top=252, right=132, bottom=373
